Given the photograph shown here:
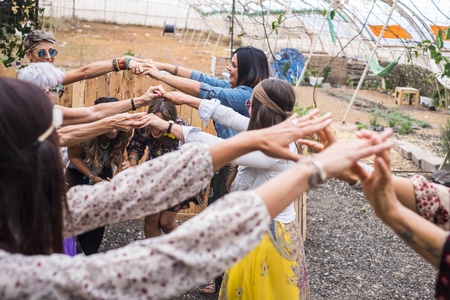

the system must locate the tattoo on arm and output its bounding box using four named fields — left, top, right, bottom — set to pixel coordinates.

left=398, top=227, right=440, bottom=260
